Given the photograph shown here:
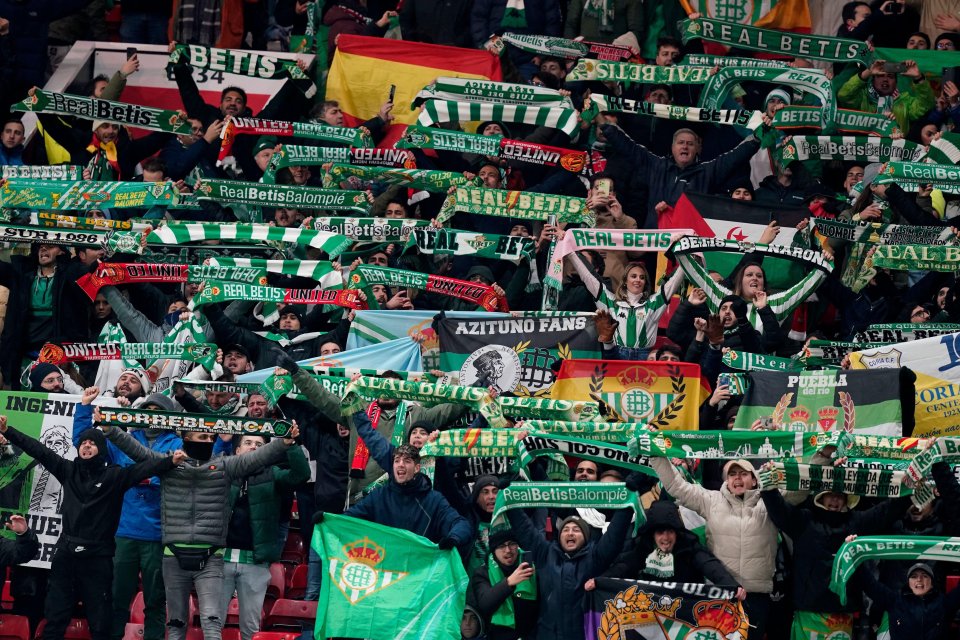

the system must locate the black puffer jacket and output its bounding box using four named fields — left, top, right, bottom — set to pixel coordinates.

left=862, top=570, right=960, bottom=640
